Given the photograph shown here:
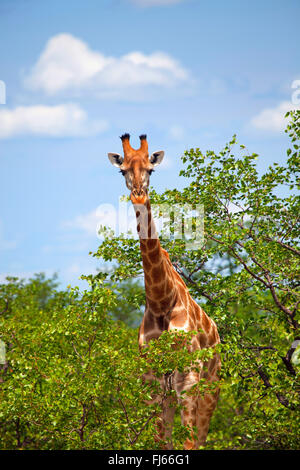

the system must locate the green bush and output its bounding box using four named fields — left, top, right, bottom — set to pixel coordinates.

left=0, top=111, right=299, bottom=449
